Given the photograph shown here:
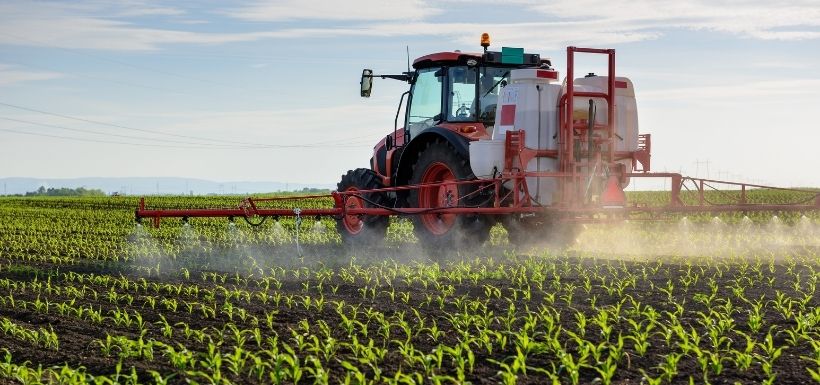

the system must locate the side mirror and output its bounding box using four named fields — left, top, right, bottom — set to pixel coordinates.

left=360, top=69, right=373, bottom=97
